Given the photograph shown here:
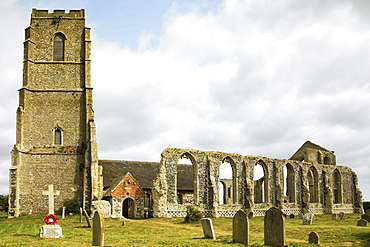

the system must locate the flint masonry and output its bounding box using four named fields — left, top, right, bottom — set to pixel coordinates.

left=9, top=9, right=103, bottom=217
